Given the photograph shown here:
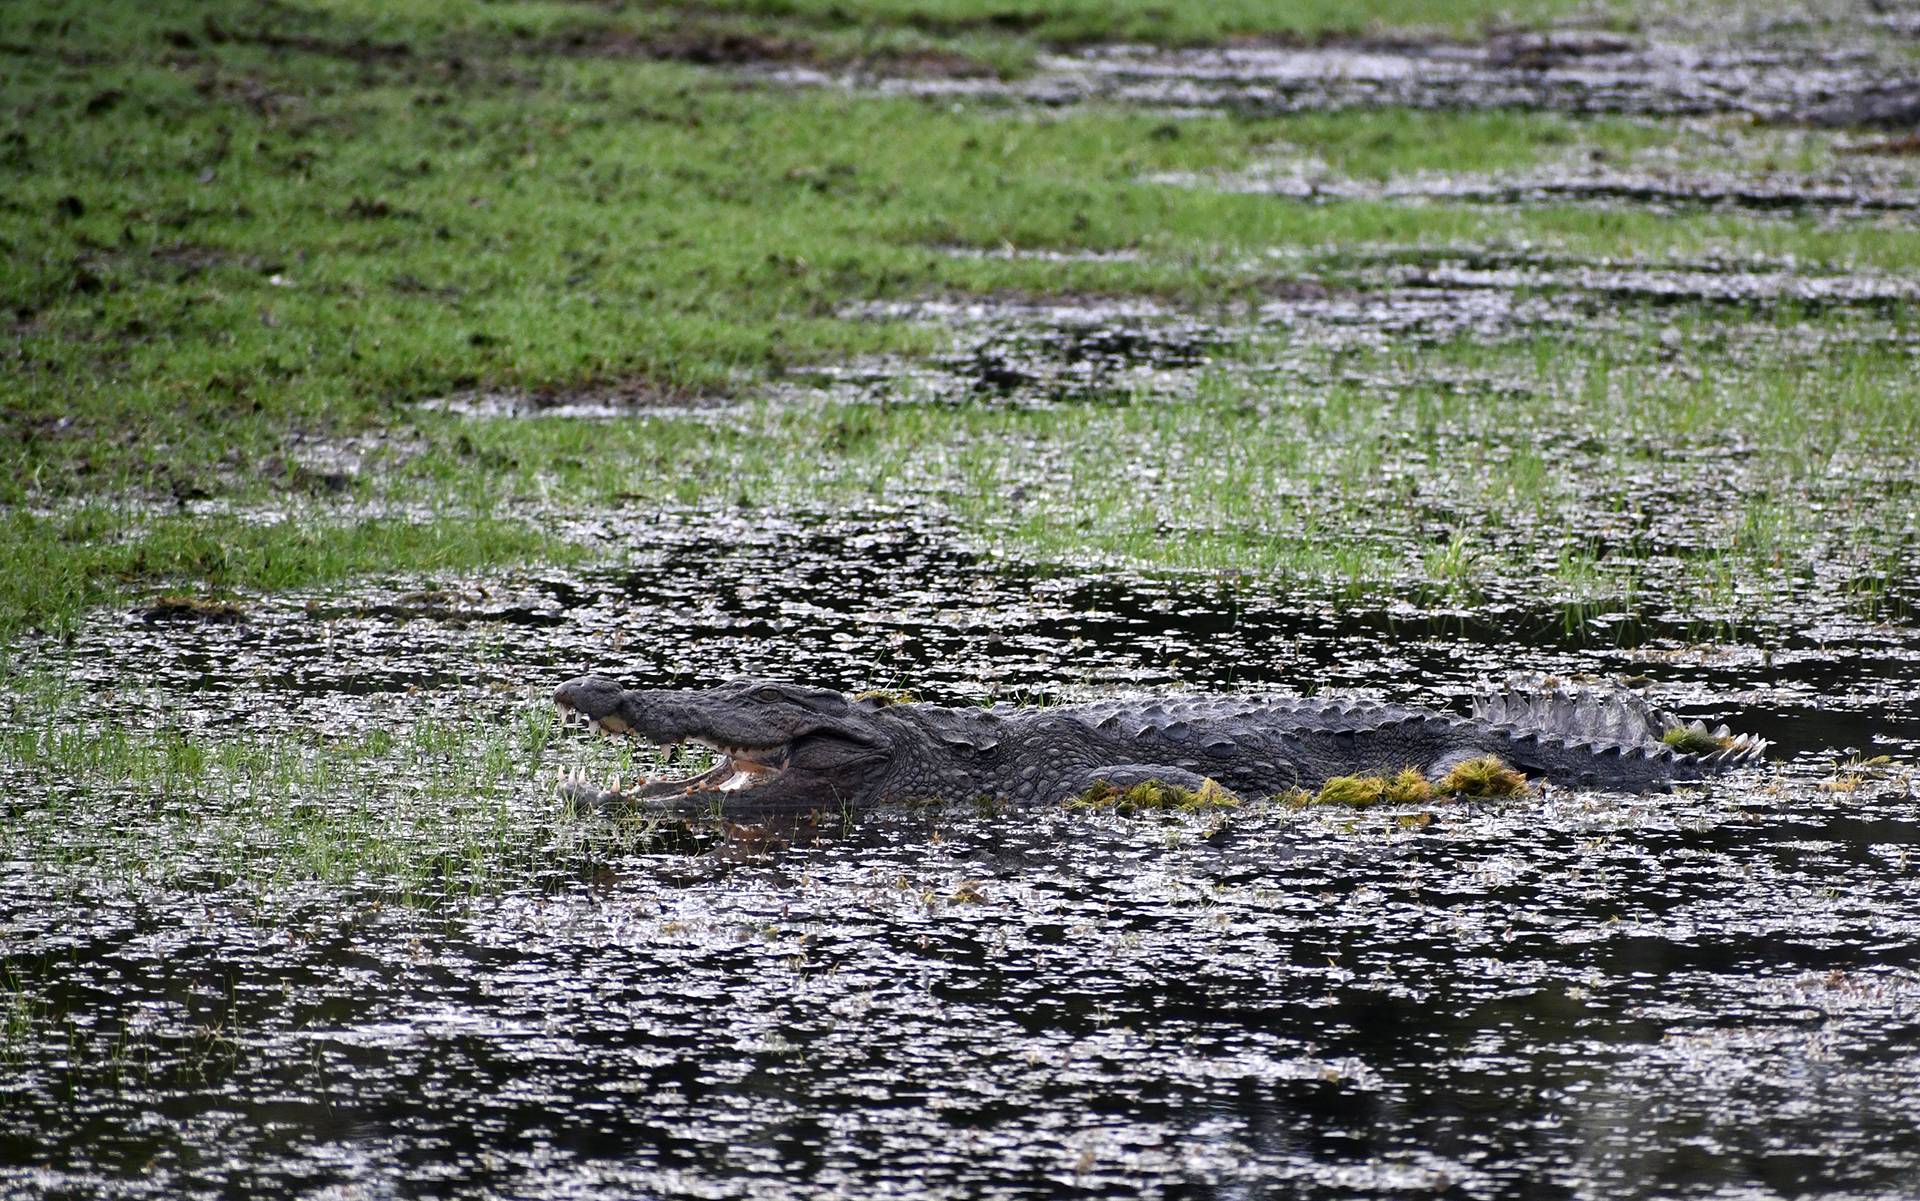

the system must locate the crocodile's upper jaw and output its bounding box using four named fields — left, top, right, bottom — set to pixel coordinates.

left=553, top=675, right=892, bottom=806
